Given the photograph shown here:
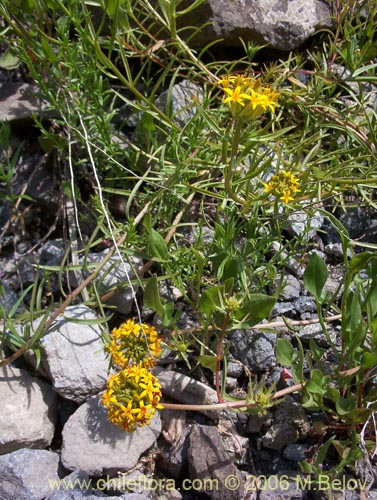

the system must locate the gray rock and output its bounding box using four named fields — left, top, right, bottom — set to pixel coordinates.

left=188, top=425, right=244, bottom=500
left=270, top=274, right=301, bottom=301
left=296, top=322, right=337, bottom=347
left=286, top=204, right=324, bottom=240
left=159, top=410, right=190, bottom=478
left=25, top=304, right=109, bottom=403
left=293, top=296, right=317, bottom=314
left=0, top=448, right=60, bottom=500
left=12, top=155, right=61, bottom=209
left=262, top=396, right=310, bottom=450
left=61, top=394, right=161, bottom=475
left=0, top=82, right=52, bottom=121
left=82, top=250, right=142, bottom=315
left=282, top=443, right=309, bottom=462
left=246, top=411, right=273, bottom=434
left=258, top=475, right=305, bottom=500
left=0, top=282, right=19, bottom=312
left=229, top=330, right=277, bottom=371
left=170, top=0, right=332, bottom=51
left=0, top=365, right=57, bottom=454
left=40, top=239, right=66, bottom=266
left=153, top=368, right=218, bottom=421
left=155, top=80, right=203, bottom=127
